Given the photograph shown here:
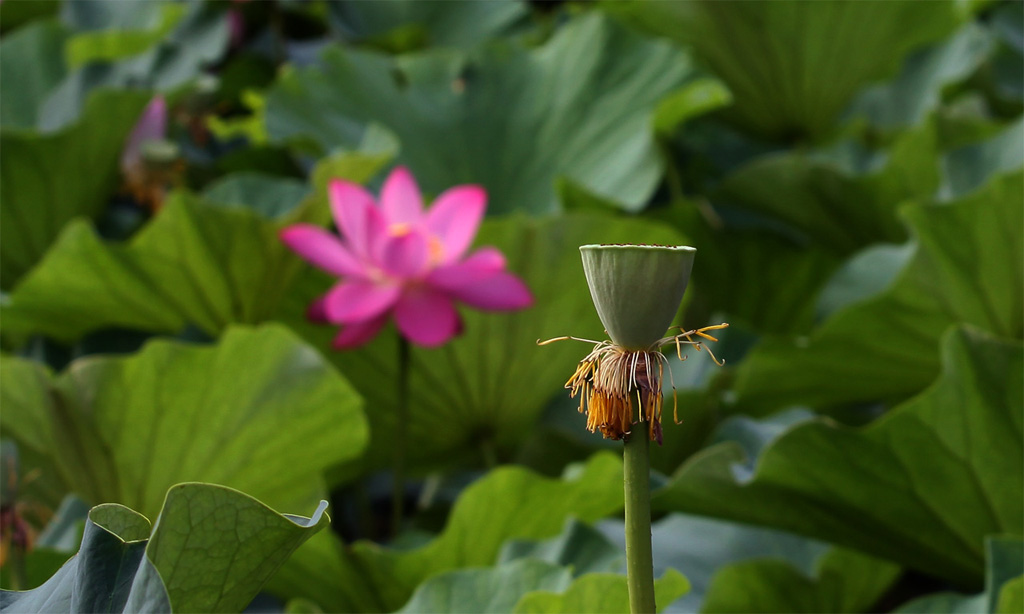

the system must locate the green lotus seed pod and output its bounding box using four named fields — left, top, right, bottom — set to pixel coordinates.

left=579, top=244, right=695, bottom=350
